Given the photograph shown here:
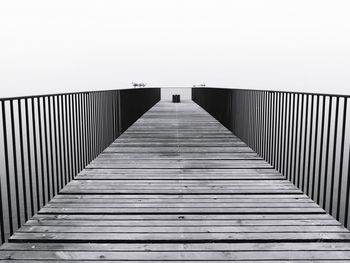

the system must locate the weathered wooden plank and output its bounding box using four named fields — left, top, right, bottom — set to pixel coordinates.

left=60, top=189, right=303, bottom=195
left=31, top=213, right=336, bottom=220
left=66, top=179, right=292, bottom=185
left=52, top=194, right=308, bottom=199
left=44, top=202, right=320, bottom=208
left=77, top=168, right=282, bottom=178
left=103, top=147, right=254, bottom=153
left=39, top=208, right=324, bottom=215
left=2, top=242, right=350, bottom=251
left=79, top=168, right=279, bottom=173
left=1, top=260, right=349, bottom=262
left=9, top=232, right=350, bottom=242
left=18, top=225, right=347, bottom=233
left=86, top=160, right=272, bottom=169
left=50, top=197, right=312, bottom=203
left=25, top=219, right=341, bottom=227
left=3, top=250, right=350, bottom=261
left=95, top=153, right=262, bottom=160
